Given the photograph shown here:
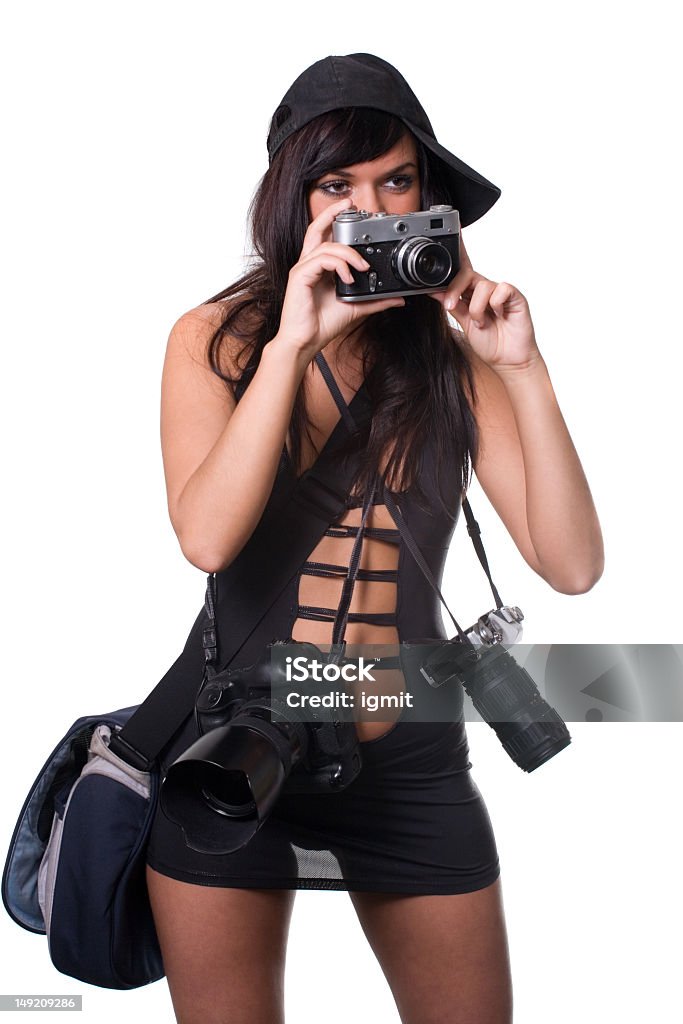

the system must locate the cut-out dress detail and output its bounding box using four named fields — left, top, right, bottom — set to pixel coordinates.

left=293, top=492, right=401, bottom=637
